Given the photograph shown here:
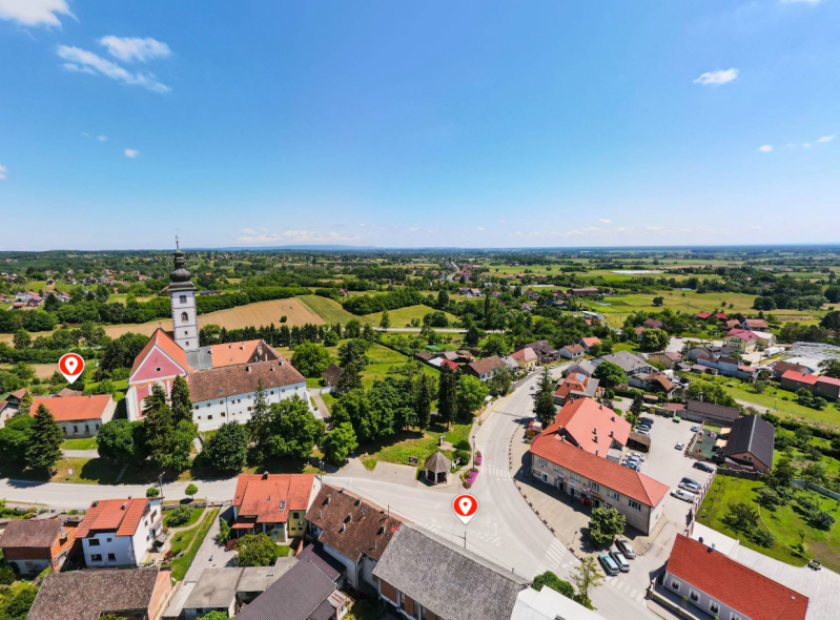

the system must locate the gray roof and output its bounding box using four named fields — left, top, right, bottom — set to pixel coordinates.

left=424, top=450, right=451, bottom=474
left=236, top=557, right=336, bottom=620
left=296, top=544, right=345, bottom=582
left=238, top=560, right=296, bottom=594
left=186, top=345, right=216, bottom=371
left=372, top=524, right=529, bottom=620
left=597, top=352, right=651, bottom=374
left=565, top=360, right=597, bottom=377
left=684, top=400, right=741, bottom=423
left=721, top=415, right=775, bottom=468
left=184, top=568, right=242, bottom=611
